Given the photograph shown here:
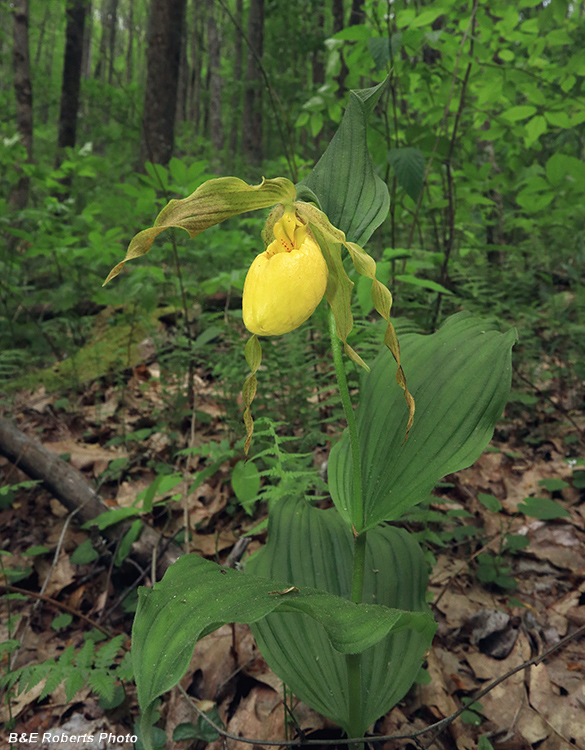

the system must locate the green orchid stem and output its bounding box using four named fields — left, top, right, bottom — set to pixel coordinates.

left=328, top=310, right=365, bottom=540
left=139, top=703, right=156, bottom=750
left=346, top=652, right=364, bottom=742
left=329, top=310, right=367, bottom=743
